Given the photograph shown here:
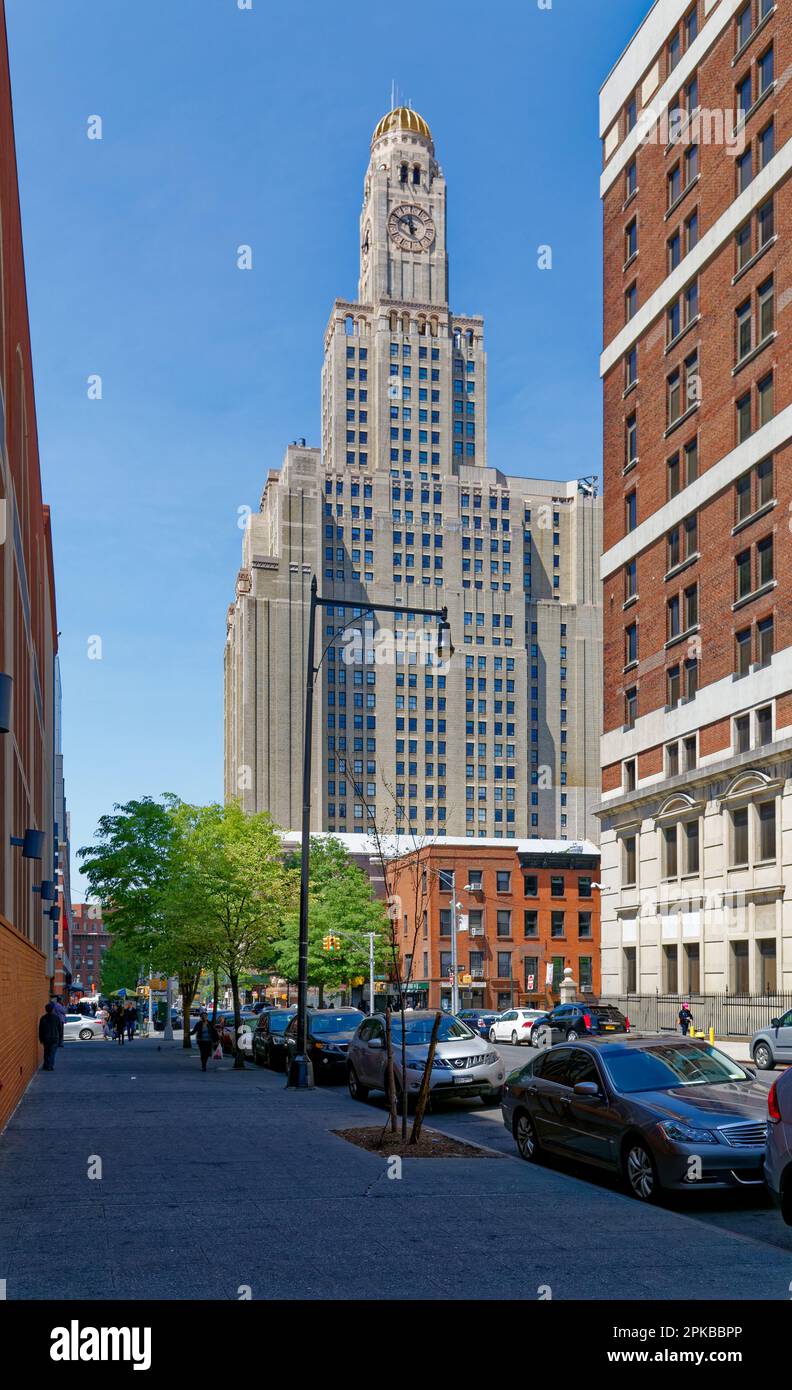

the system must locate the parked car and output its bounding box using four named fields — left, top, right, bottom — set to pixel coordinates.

left=750, top=1009, right=792, bottom=1070
left=63, top=1013, right=103, bottom=1041
left=488, top=1008, right=546, bottom=1045
left=502, top=1035, right=768, bottom=1202
left=252, top=1007, right=297, bottom=1070
left=283, top=1008, right=364, bottom=1080
left=347, top=1009, right=506, bottom=1108
left=765, top=1067, right=792, bottom=1223
left=528, top=1003, right=629, bottom=1046
left=457, top=1010, right=502, bottom=1040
